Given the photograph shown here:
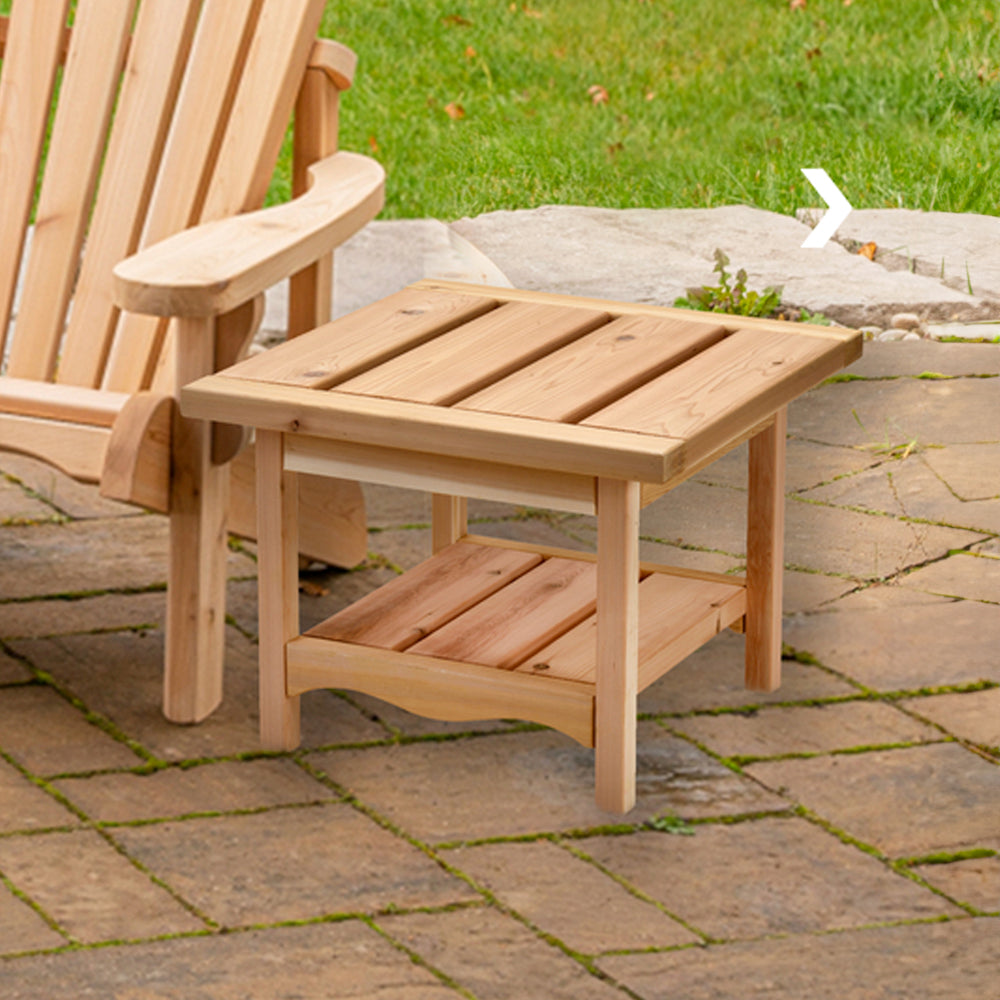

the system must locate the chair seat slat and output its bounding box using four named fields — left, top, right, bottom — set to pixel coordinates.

left=0, top=375, right=126, bottom=427
left=6, top=0, right=134, bottom=382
